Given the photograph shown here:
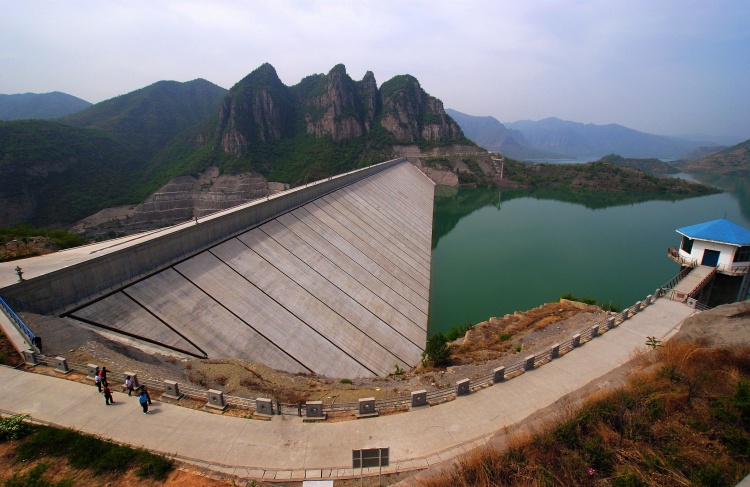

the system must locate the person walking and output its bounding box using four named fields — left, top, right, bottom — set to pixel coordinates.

left=141, top=385, right=152, bottom=405
left=94, top=373, right=102, bottom=393
left=98, top=367, right=108, bottom=387
left=138, top=390, right=149, bottom=414
left=124, top=376, right=134, bottom=396
left=103, top=385, right=114, bottom=405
